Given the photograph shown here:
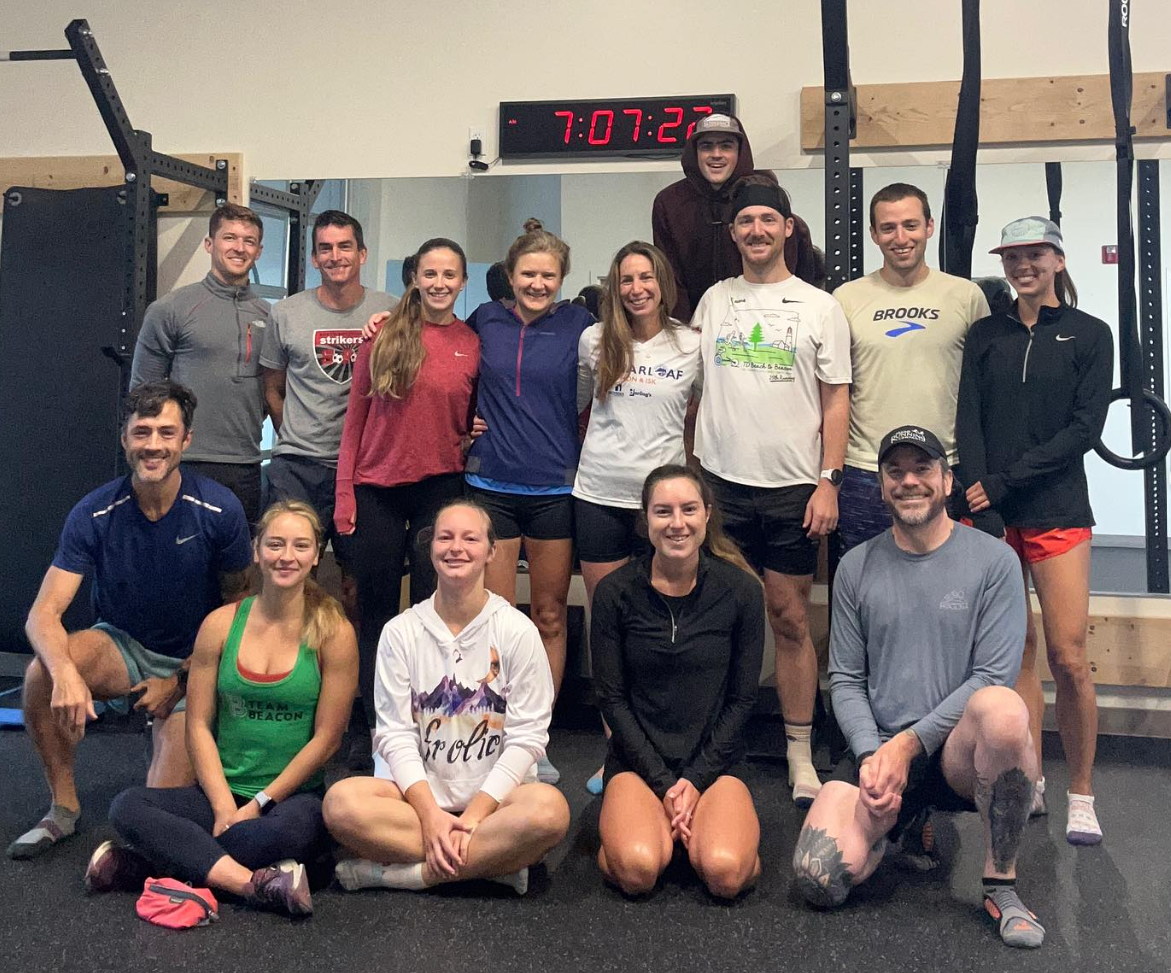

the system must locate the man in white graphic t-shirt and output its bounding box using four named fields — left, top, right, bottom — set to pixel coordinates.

left=692, top=176, right=852, bottom=806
